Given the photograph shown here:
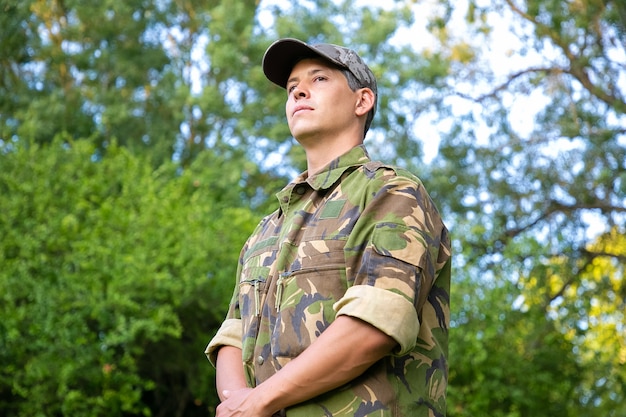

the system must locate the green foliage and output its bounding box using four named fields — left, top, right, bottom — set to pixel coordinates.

left=449, top=274, right=582, bottom=417
left=1, top=0, right=624, bottom=415
left=1, top=0, right=191, bottom=163
left=423, top=0, right=625, bottom=415
left=0, top=137, right=259, bottom=416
